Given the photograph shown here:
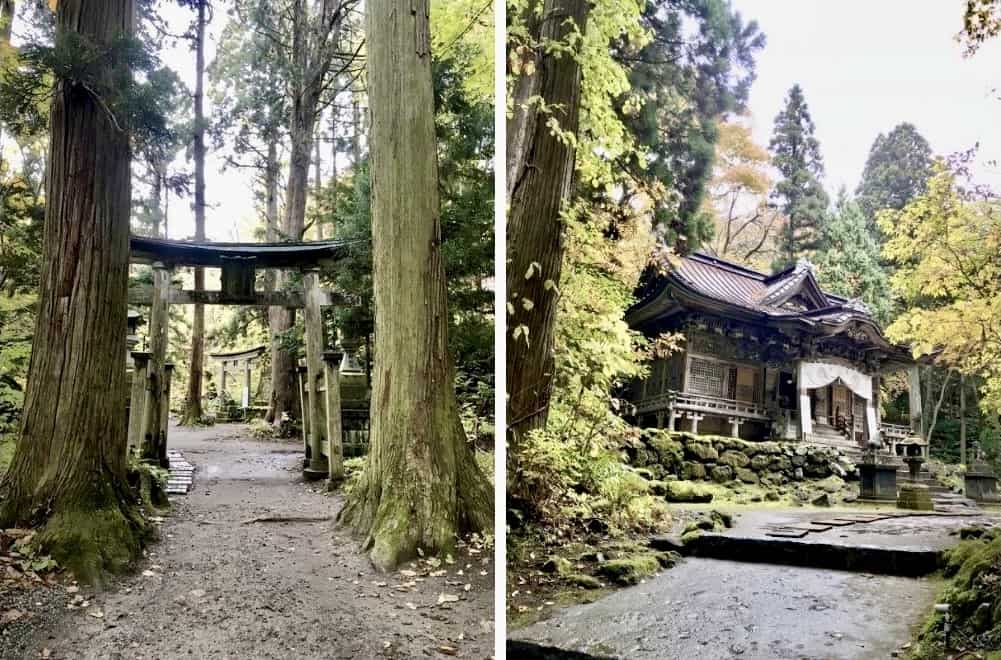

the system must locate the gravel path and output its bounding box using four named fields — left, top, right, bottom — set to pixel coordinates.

left=3, top=423, right=494, bottom=659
